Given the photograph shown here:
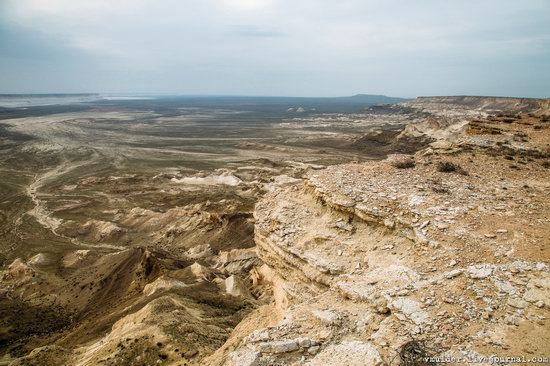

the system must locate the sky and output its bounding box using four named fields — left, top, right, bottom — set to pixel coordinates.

left=0, top=0, right=549, bottom=97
